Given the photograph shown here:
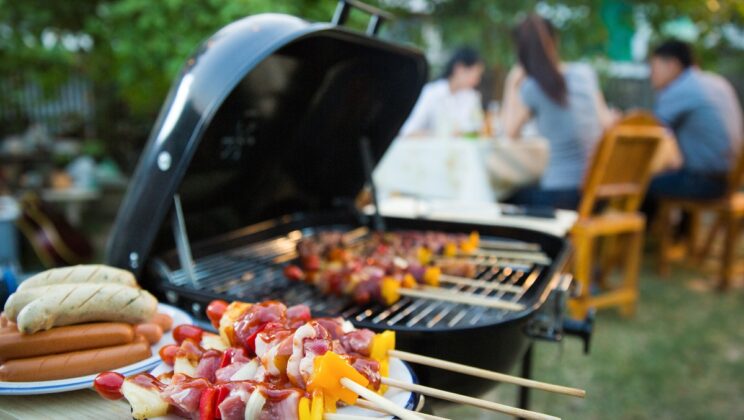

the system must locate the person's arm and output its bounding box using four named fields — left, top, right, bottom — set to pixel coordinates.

left=501, top=66, right=531, bottom=139
left=400, top=85, right=434, bottom=137
left=578, top=64, right=620, bottom=130
left=594, top=90, right=620, bottom=130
